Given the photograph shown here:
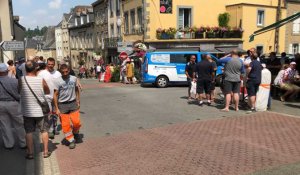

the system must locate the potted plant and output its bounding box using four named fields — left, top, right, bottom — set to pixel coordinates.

left=195, top=26, right=206, bottom=39
left=230, top=27, right=243, bottom=38
left=220, top=27, right=229, bottom=38
left=218, top=13, right=230, bottom=28
left=166, top=27, right=177, bottom=39
left=156, top=28, right=163, bottom=39
left=206, top=26, right=217, bottom=38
